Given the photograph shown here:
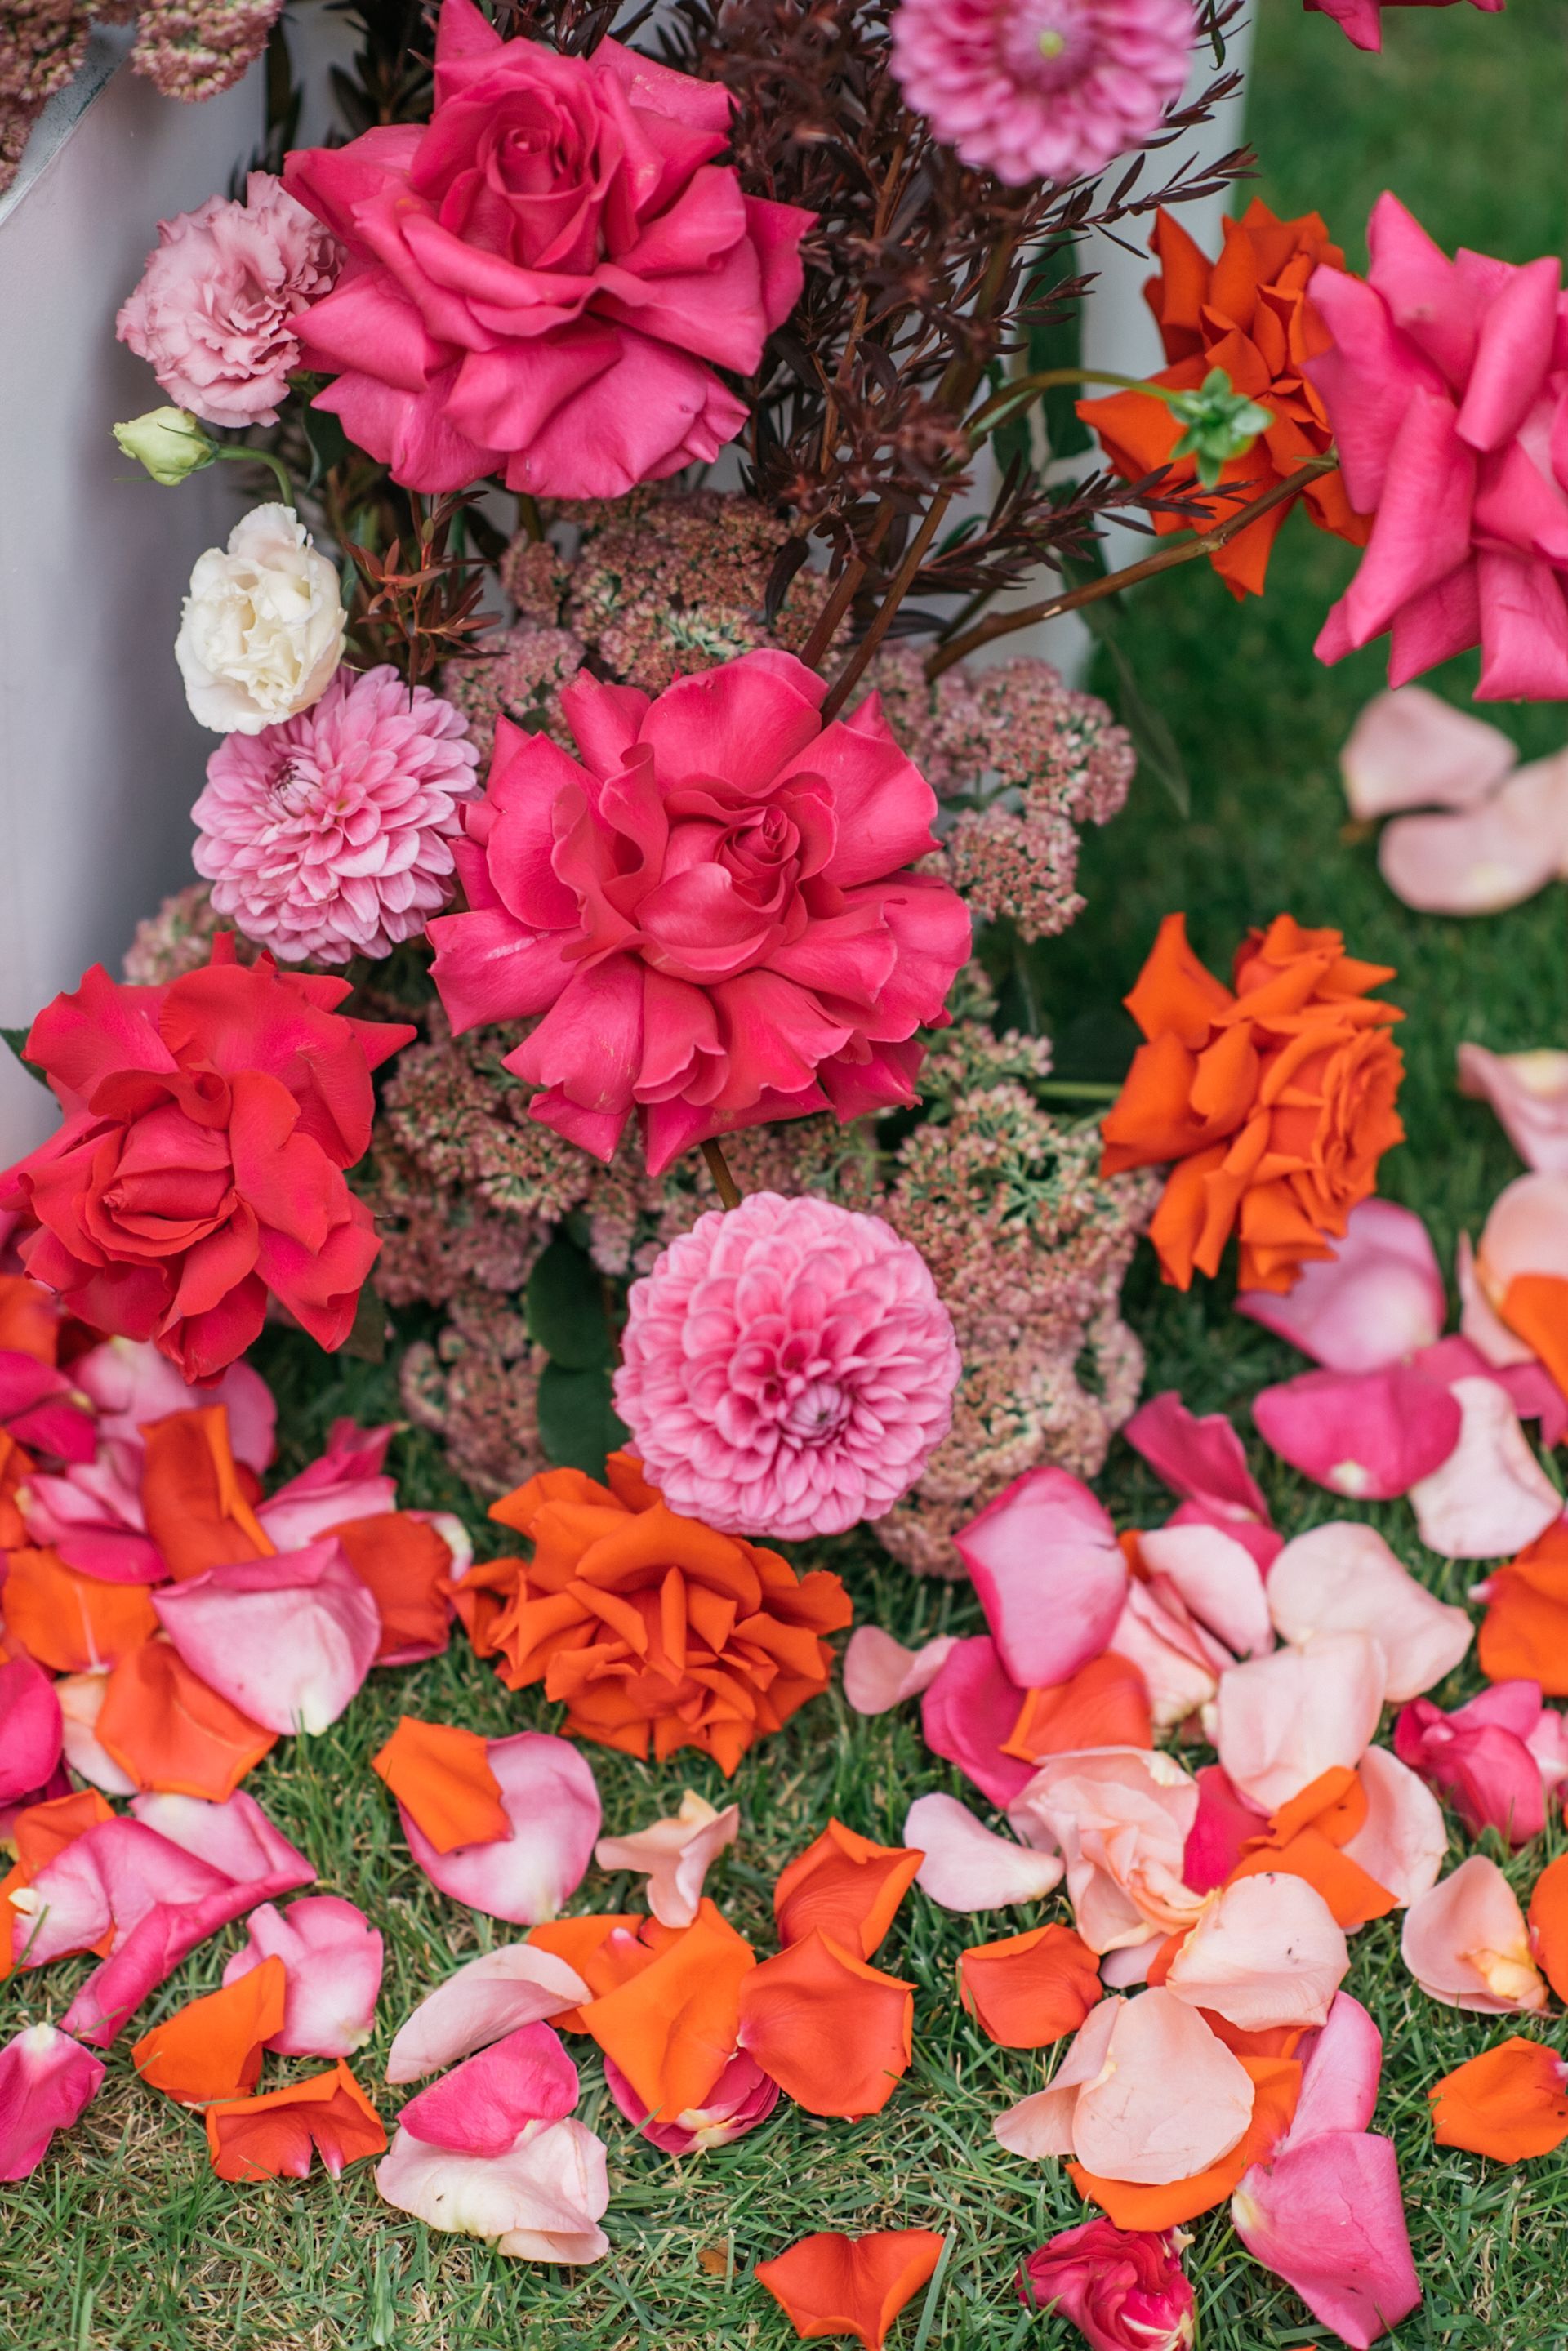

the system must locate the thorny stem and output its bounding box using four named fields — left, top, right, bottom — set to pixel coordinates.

left=701, top=1136, right=743, bottom=1211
